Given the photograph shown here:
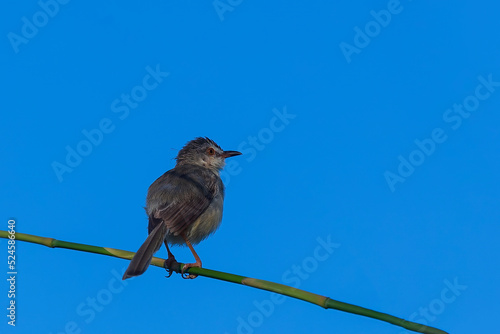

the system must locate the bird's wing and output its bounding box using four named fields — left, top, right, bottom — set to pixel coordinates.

left=148, top=167, right=220, bottom=236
